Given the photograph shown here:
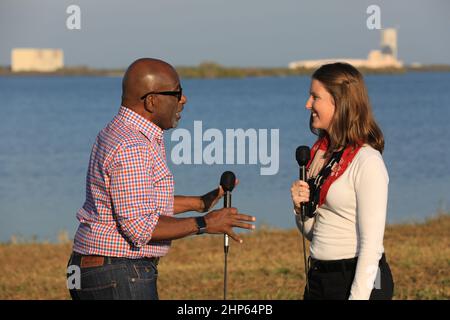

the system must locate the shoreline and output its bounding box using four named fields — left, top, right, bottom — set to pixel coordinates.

left=2, top=211, right=448, bottom=245
left=1, top=64, right=450, bottom=79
